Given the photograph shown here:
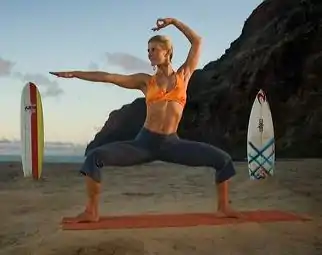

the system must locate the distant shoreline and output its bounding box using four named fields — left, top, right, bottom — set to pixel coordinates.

left=0, top=154, right=85, bottom=164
